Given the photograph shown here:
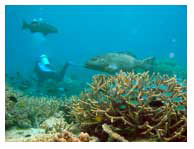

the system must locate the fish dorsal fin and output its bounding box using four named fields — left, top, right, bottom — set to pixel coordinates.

left=114, top=51, right=137, bottom=58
